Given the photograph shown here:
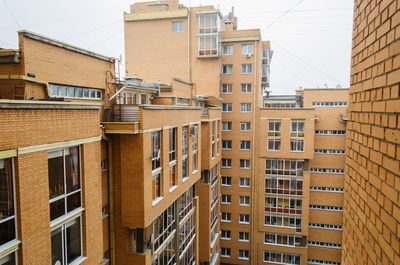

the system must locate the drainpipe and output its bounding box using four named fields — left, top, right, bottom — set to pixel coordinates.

left=188, top=9, right=192, bottom=82
left=102, top=130, right=116, bottom=265
left=250, top=40, right=258, bottom=265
